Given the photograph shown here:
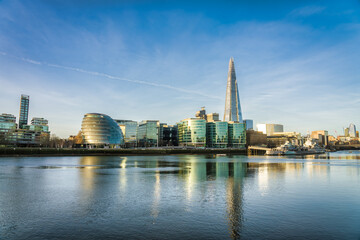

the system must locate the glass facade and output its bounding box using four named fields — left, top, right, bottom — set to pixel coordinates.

left=158, top=124, right=178, bottom=146
left=24, top=124, right=49, bottom=132
left=243, top=119, right=253, bottom=130
left=177, top=118, right=206, bottom=147
left=137, top=120, right=159, bottom=147
left=115, top=120, right=138, bottom=145
left=224, top=58, right=243, bottom=122
left=349, top=123, right=356, bottom=138
left=206, top=121, right=228, bottom=148
left=81, top=113, right=124, bottom=146
left=31, top=117, right=48, bottom=126
left=19, top=95, right=29, bottom=129
left=228, top=122, right=246, bottom=148
left=0, top=113, right=16, bottom=123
